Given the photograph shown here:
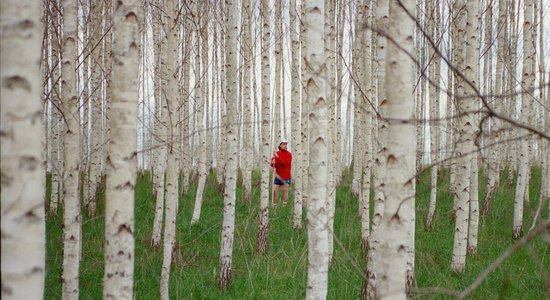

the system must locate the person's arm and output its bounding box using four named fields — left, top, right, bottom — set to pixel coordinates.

left=275, top=151, right=292, bottom=166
